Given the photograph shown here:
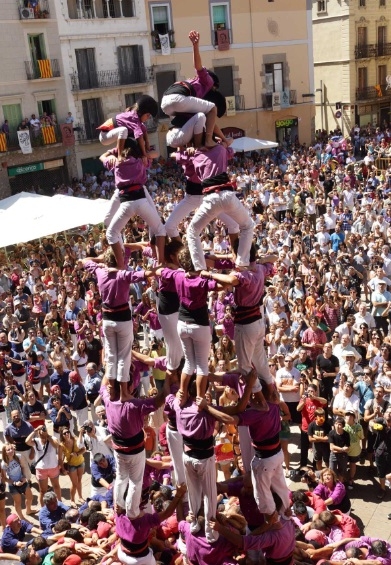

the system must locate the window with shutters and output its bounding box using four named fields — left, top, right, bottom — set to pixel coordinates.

left=156, top=70, right=176, bottom=118
left=359, top=0, right=366, bottom=6
left=2, top=104, right=23, bottom=133
left=118, top=46, right=146, bottom=85
left=213, top=66, right=234, bottom=97
left=75, top=49, right=98, bottom=89
left=378, top=64, right=387, bottom=86
left=358, top=67, right=367, bottom=89
left=125, top=92, right=143, bottom=109
left=378, top=26, right=387, bottom=56
left=317, top=1, right=326, bottom=12
left=82, top=98, right=103, bottom=140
